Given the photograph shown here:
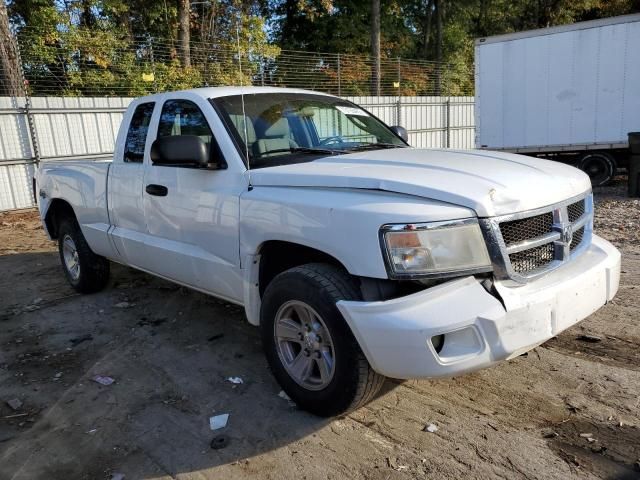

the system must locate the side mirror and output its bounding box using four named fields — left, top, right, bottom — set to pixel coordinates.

left=390, top=125, right=409, bottom=143
left=151, top=135, right=221, bottom=168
